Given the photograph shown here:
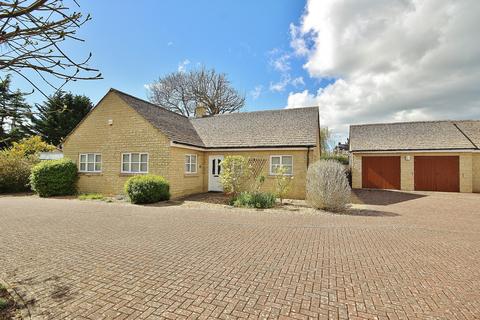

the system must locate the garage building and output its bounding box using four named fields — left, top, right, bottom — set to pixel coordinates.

left=349, top=120, right=480, bottom=193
